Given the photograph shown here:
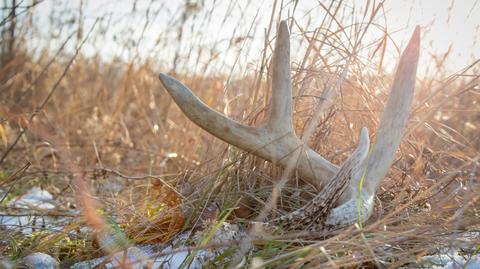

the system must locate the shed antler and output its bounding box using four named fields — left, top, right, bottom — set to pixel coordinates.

left=159, top=21, right=420, bottom=227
